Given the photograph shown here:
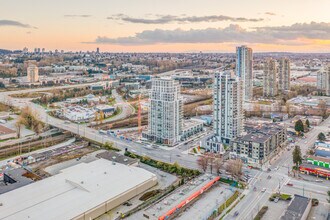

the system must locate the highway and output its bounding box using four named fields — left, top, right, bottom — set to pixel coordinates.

left=1, top=85, right=330, bottom=220
left=0, top=86, right=203, bottom=170
left=99, top=89, right=135, bottom=123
